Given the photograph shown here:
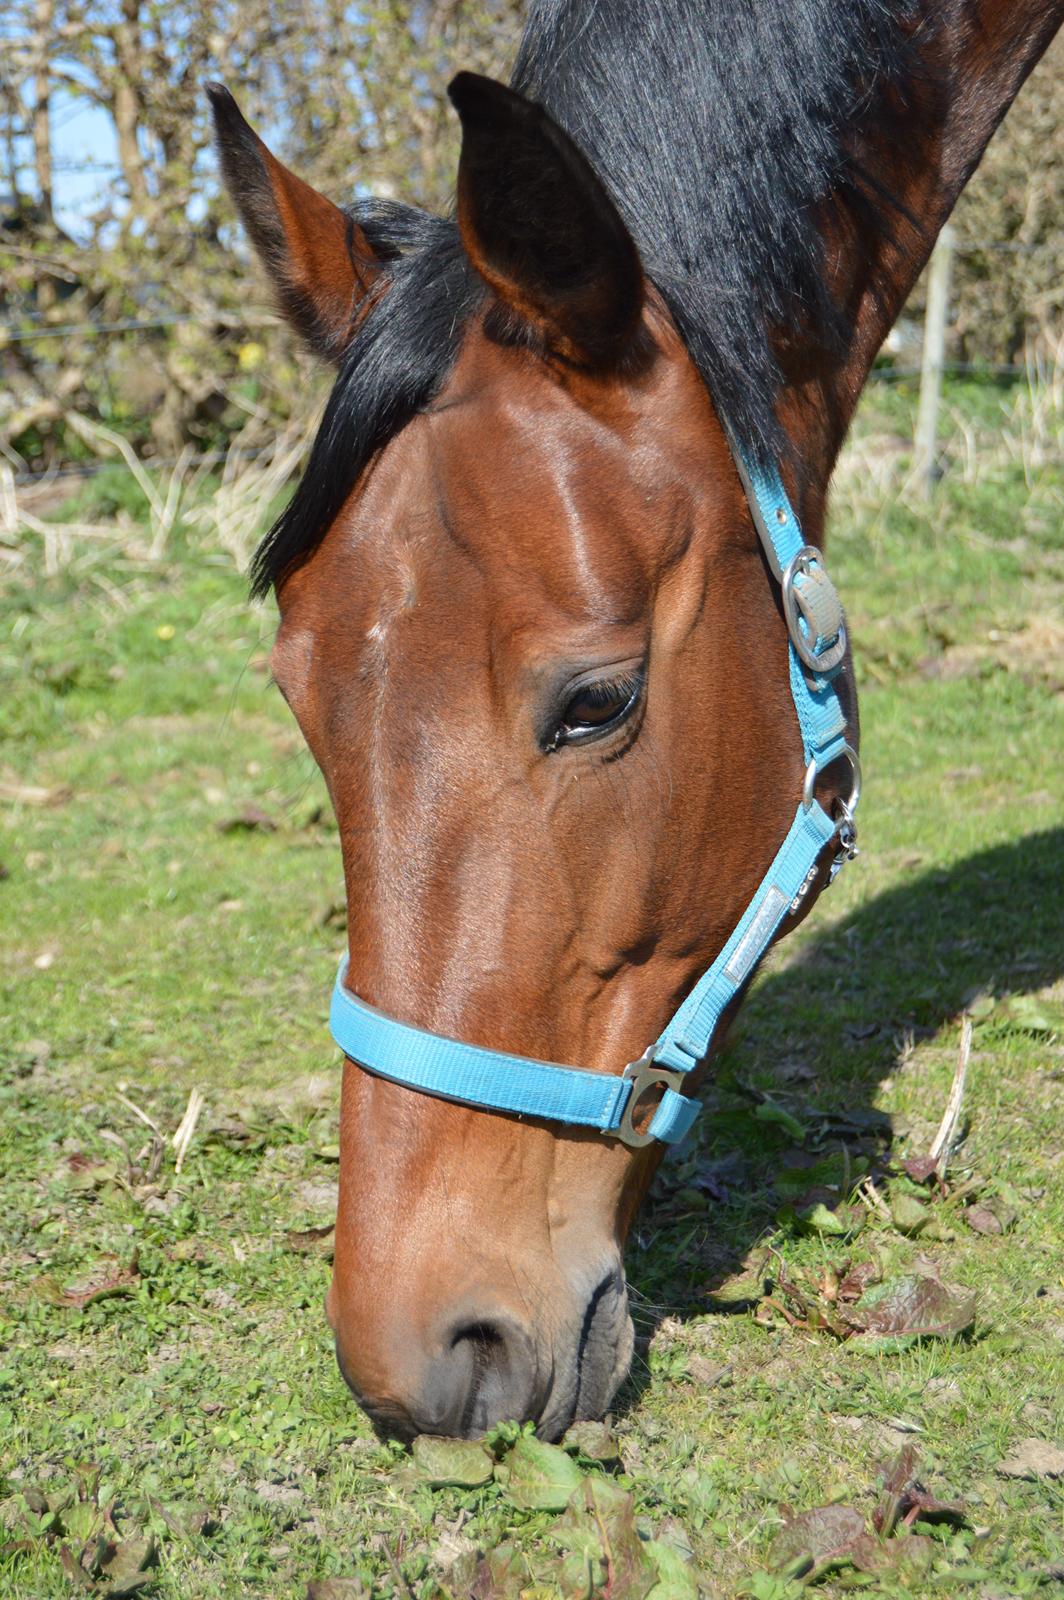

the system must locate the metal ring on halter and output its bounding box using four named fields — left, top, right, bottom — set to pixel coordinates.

left=781, top=545, right=848, bottom=673
left=616, top=1050, right=686, bottom=1148
left=802, top=741, right=861, bottom=815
